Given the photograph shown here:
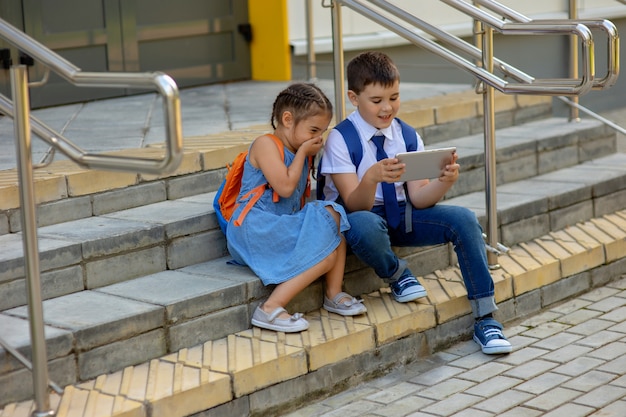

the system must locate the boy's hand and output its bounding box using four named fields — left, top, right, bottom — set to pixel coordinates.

left=371, top=157, right=405, bottom=183
left=438, top=152, right=459, bottom=183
